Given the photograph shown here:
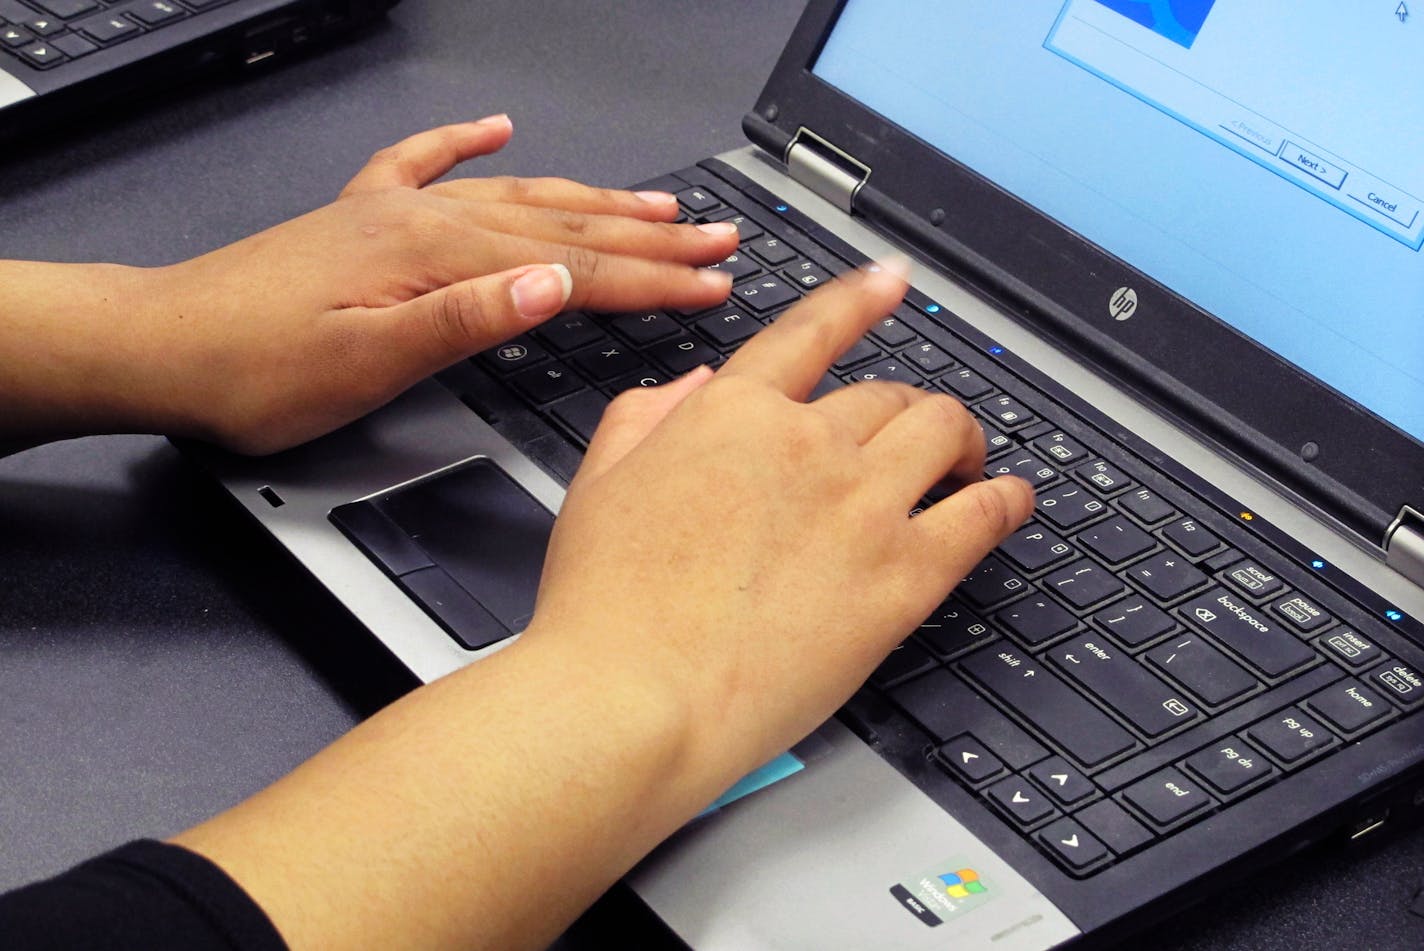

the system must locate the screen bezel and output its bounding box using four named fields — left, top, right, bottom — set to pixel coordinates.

left=745, top=0, right=1422, bottom=544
